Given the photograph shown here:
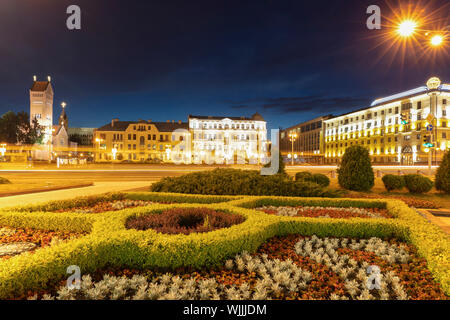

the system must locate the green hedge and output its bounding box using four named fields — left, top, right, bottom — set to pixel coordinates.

left=338, top=145, right=374, bottom=191
left=151, top=168, right=337, bottom=197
